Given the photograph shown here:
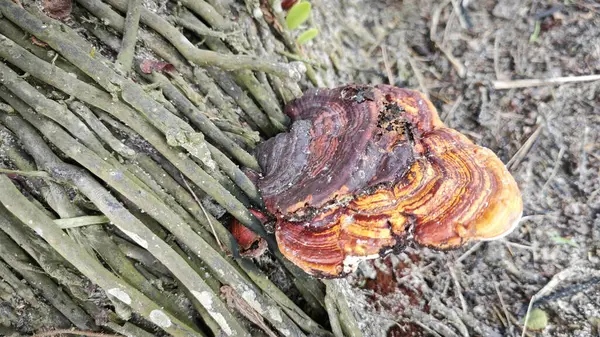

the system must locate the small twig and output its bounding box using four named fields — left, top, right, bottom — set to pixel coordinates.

left=68, top=101, right=136, bottom=158
left=432, top=297, right=496, bottom=337
left=507, top=124, right=544, bottom=171
left=441, top=8, right=456, bottom=47
left=493, top=281, right=512, bottom=331
left=490, top=305, right=507, bottom=327
left=407, top=50, right=429, bottom=99
left=493, top=74, right=600, bottom=90
left=177, top=0, right=234, bottom=32
left=115, top=0, right=142, bottom=74
left=541, top=146, right=566, bottom=193
left=506, top=311, right=535, bottom=337
left=0, top=168, right=51, bottom=178
left=429, top=4, right=467, bottom=80
left=0, top=63, right=103, bottom=153
left=411, top=320, right=443, bottom=337
left=579, top=125, right=589, bottom=186
left=430, top=0, right=452, bottom=41
left=0, top=101, right=14, bottom=113
left=171, top=15, right=231, bottom=40
left=381, top=45, right=395, bottom=85
left=50, top=53, right=59, bottom=66
left=521, top=265, right=600, bottom=337
left=396, top=261, right=438, bottom=286
left=32, top=329, right=123, bottom=337
left=519, top=213, right=556, bottom=222
left=493, top=30, right=508, bottom=81
left=455, top=242, right=483, bottom=264
left=325, top=280, right=364, bottom=337
left=530, top=276, right=600, bottom=311
left=324, top=293, right=344, bottom=337
left=180, top=173, right=224, bottom=251
left=451, top=0, right=472, bottom=30
left=503, top=240, right=535, bottom=251
left=277, top=49, right=326, bottom=68
left=534, top=5, right=564, bottom=20
left=441, top=95, right=463, bottom=123
left=406, top=306, right=460, bottom=337
left=105, top=322, right=155, bottom=337
left=435, top=42, right=466, bottom=78
left=53, top=215, right=110, bottom=229
left=447, top=263, right=468, bottom=313
left=221, top=285, right=278, bottom=337
left=112, top=237, right=171, bottom=276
